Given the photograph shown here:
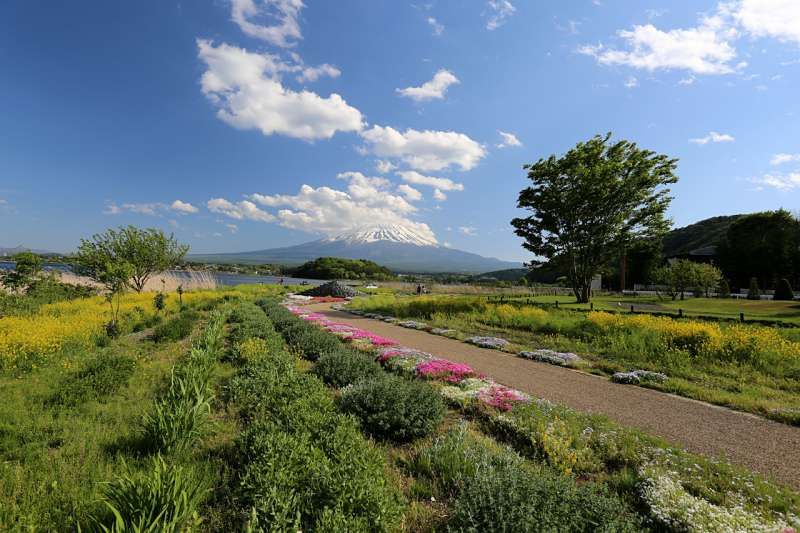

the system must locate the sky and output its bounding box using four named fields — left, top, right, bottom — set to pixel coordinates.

left=1, top=0, right=799, bottom=262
